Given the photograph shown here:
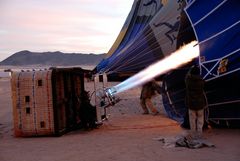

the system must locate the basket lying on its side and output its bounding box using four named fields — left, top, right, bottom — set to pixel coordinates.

left=11, top=68, right=86, bottom=137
